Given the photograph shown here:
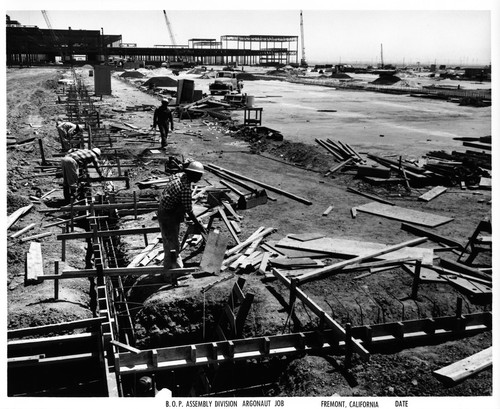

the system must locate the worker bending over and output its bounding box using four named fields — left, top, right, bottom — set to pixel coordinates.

left=152, top=98, right=174, bottom=149
left=56, top=120, right=83, bottom=151
left=158, top=161, right=207, bottom=283
left=61, top=147, right=103, bottom=203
